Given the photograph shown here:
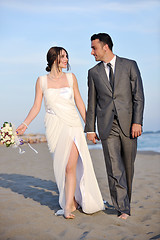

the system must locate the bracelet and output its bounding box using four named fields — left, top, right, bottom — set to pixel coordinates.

left=22, top=122, right=28, bottom=128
